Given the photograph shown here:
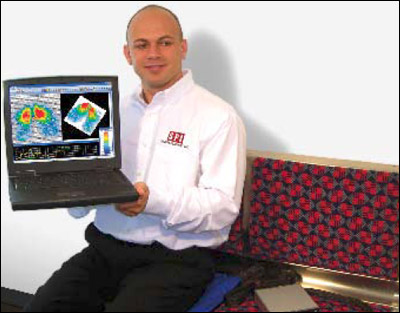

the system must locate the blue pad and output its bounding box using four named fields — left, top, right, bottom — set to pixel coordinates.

left=188, top=273, right=241, bottom=312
